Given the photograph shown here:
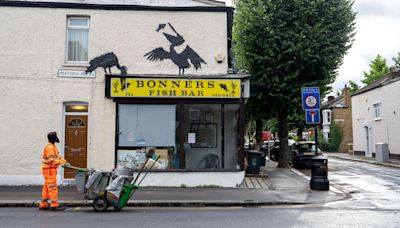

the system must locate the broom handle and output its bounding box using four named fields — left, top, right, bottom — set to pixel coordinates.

left=137, top=156, right=160, bottom=186
left=132, top=157, right=150, bottom=185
